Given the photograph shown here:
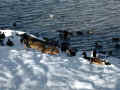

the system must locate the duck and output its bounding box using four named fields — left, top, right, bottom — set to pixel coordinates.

left=82, top=51, right=111, bottom=65
left=13, top=22, right=17, bottom=27
left=114, top=44, right=120, bottom=48
left=20, top=33, right=60, bottom=55
left=0, top=32, right=6, bottom=46
left=57, top=30, right=72, bottom=40
left=0, top=32, right=5, bottom=40
left=108, top=50, right=112, bottom=56
left=60, top=42, right=70, bottom=52
left=87, top=30, right=94, bottom=35
left=112, top=38, right=120, bottom=42
left=76, top=31, right=83, bottom=35
left=43, top=37, right=59, bottom=47
left=1, top=32, right=5, bottom=39
left=99, top=51, right=106, bottom=54
left=94, top=42, right=103, bottom=49
left=6, top=39, right=14, bottom=46
left=65, top=48, right=77, bottom=56
left=72, top=31, right=83, bottom=36
left=59, top=41, right=77, bottom=56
